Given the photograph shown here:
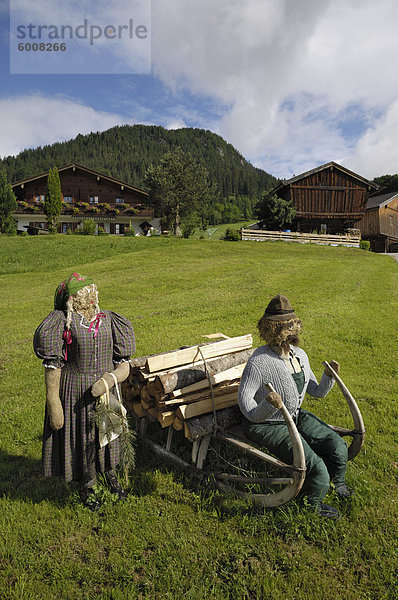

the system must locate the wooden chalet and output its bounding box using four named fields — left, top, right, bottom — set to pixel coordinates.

left=273, top=162, right=378, bottom=235
left=12, top=163, right=159, bottom=235
left=358, top=192, right=398, bottom=252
